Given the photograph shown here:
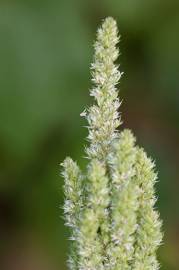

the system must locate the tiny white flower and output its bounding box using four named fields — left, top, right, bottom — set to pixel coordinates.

left=80, top=109, right=87, bottom=117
